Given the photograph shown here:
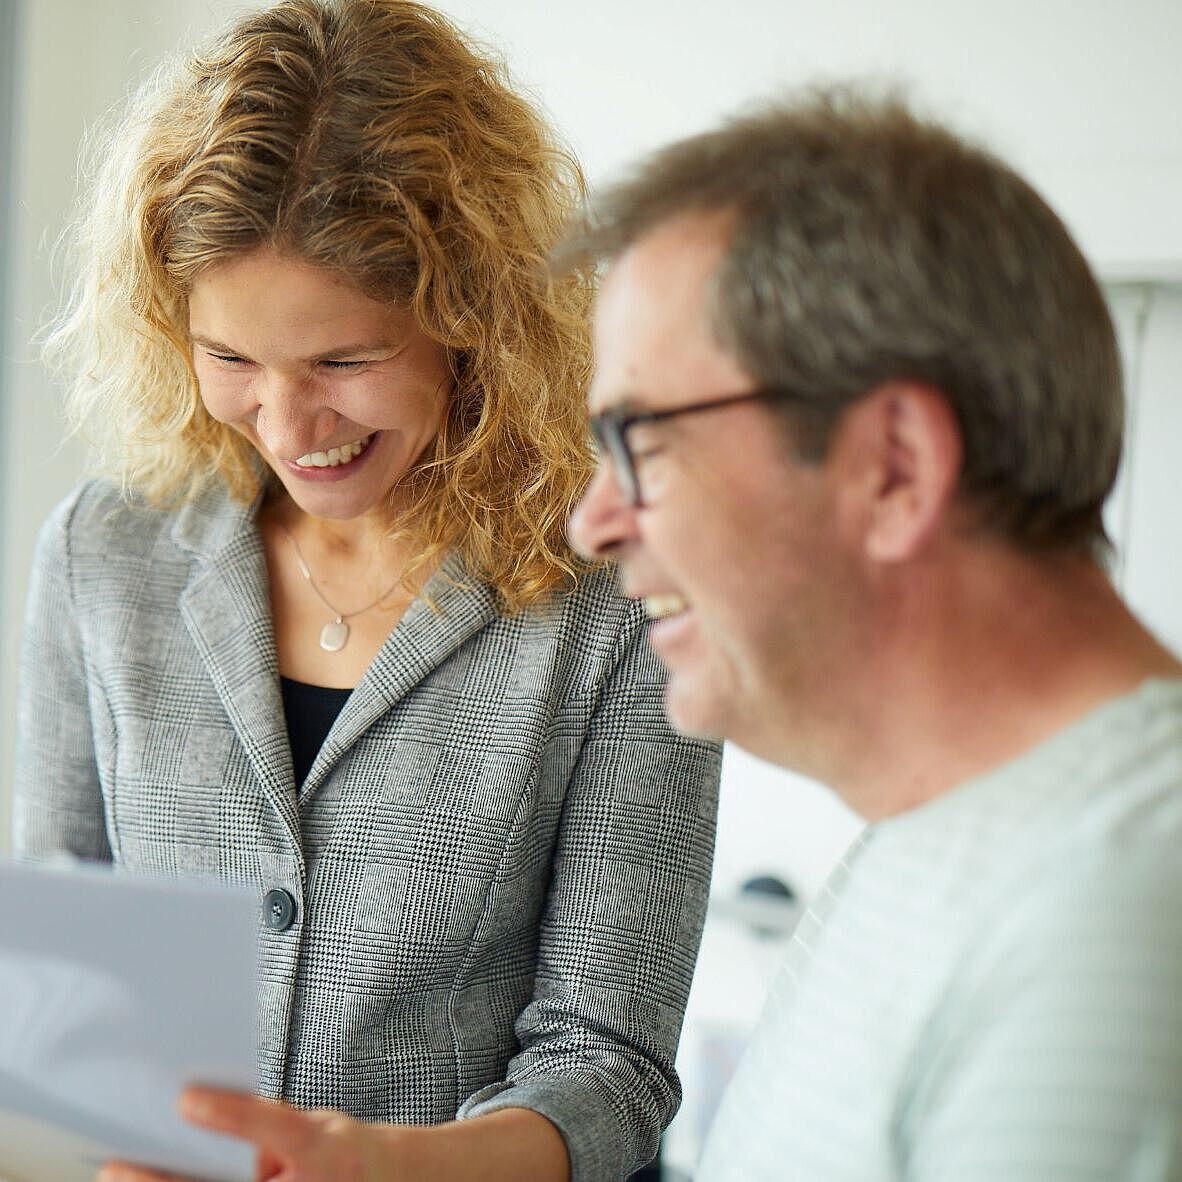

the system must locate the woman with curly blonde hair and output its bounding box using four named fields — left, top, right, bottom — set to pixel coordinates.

left=14, top=3, right=720, bottom=1179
